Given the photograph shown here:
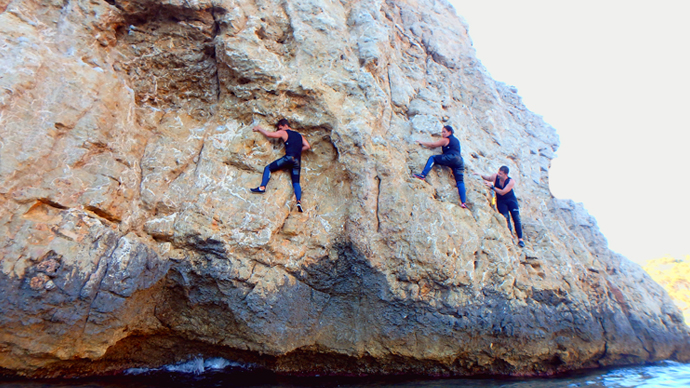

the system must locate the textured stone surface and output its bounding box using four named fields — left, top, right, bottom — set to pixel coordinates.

left=0, top=0, right=688, bottom=378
